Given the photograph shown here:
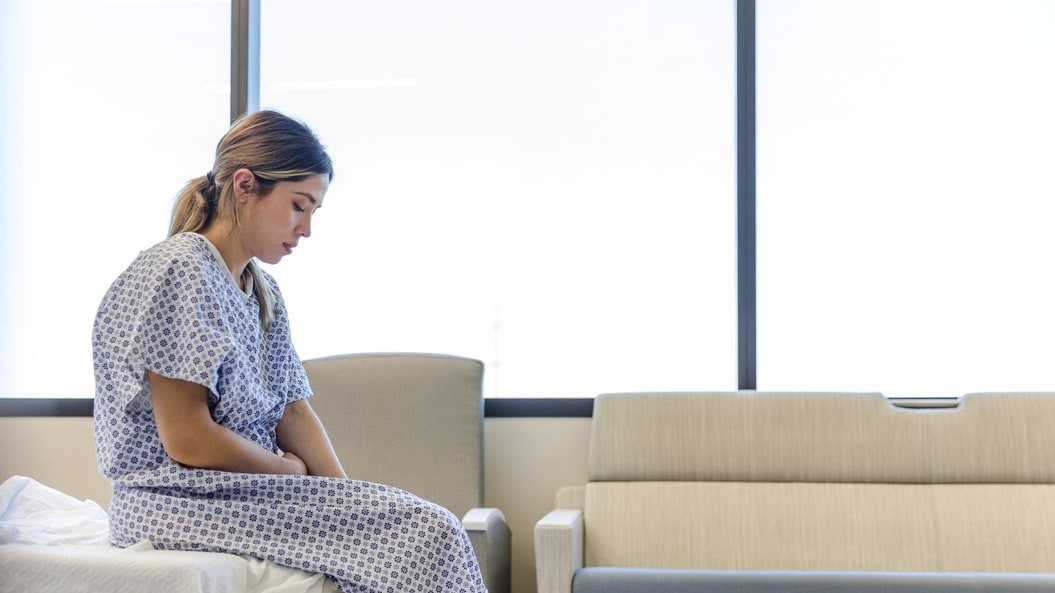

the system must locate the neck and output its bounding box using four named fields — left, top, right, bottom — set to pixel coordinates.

left=200, top=223, right=250, bottom=285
